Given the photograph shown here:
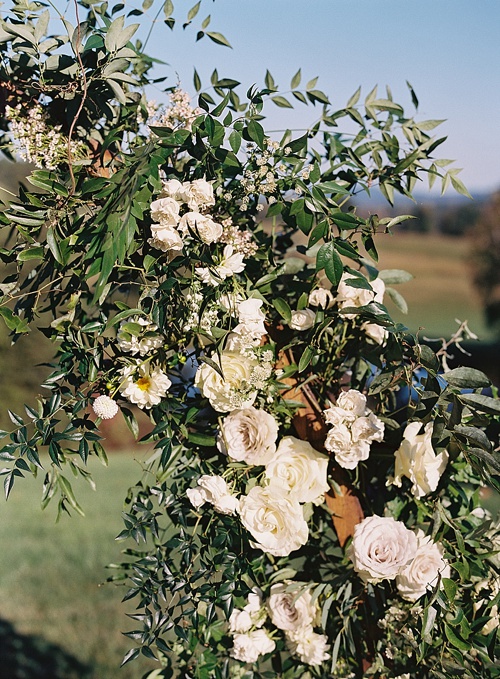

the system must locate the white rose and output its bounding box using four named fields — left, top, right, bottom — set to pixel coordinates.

left=150, top=197, right=181, bottom=226
left=308, top=287, right=334, bottom=309
left=239, top=484, right=309, bottom=557
left=325, top=389, right=367, bottom=423
left=289, top=308, right=316, bottom=331
left=237, top=298, right=266, bottom=325
left=326, top=429, right=371, bottom=470
left=349, top=515, right=418, bottom=583
left=218, top=406, right=278, bottom=465
left=230, top=629, right=275, bottom=663
left=265, top=436, right=329, bottom=504
left=362, top=321, right=389, bottom=345
left=286, top=627, right=330, bottom=666
left=189, top=474, right=239, bottom=515
left=351, top=413, right=385, bottom=444
left=396, top=530, right=450, bottom=601
left=230, top=589, right=267, bottom=633
left=180, top=178, right=215, bottom=210
left=267, top=582, right=317, bottom=632
left=149, top=224, right=183, bottom=254
left=160, top=178, right=184, bottom=200
left=195, top=351, right=259, bottom=412
left=178, top=211, right=223, bottom=244
left=393, top=422, right=449, bottom=498
left=335, top=273, right=385, bottom=317
left=195, top=245, right=246, bottom=286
